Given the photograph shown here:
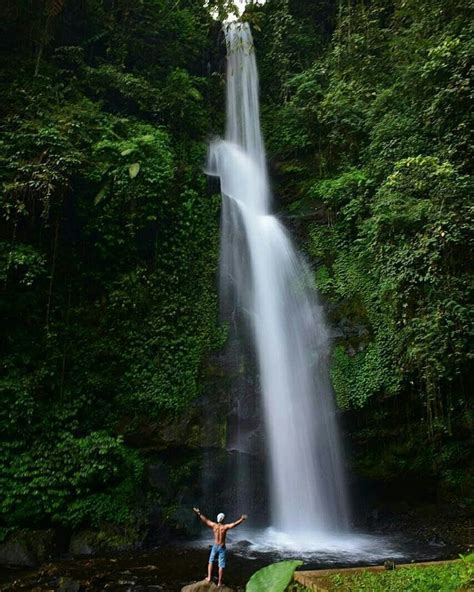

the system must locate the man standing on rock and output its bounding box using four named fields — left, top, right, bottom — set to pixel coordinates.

left=193, top=507, right=247, bottom=587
